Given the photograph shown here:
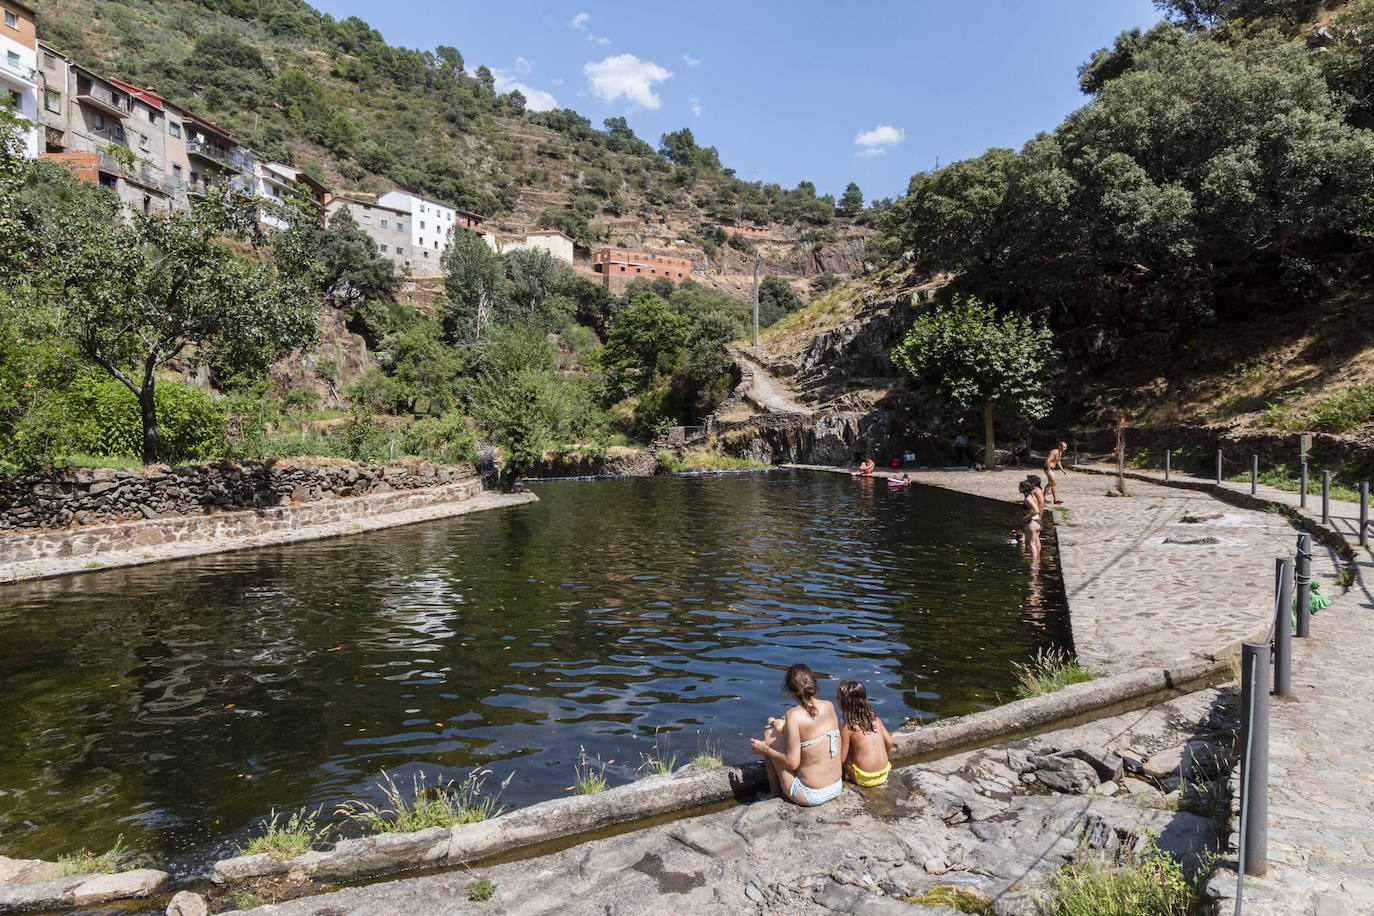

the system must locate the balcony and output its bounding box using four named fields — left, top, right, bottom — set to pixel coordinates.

left=76, top=81, right=132, bottom=118
left=96, top=149, right=172, bottom=194
left=0, top=57, right=35, bottom=88
left=186, top=139, right=244, bottom=173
